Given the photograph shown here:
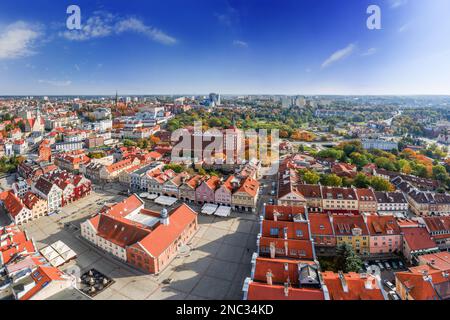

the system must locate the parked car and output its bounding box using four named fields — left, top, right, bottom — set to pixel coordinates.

left=364, top=261, right=370, bottom=270
left=388, top=291, right=400, bottom=300
left=384, top=280, right=396, bottom=291
left=384, top=262, right=392, bottom=270
left=391, top=261, right=399, bottom=269
left=377, top=263, right=385, bottom=271
left=270, top=190, right=276, bottom=196
left=398, top=261, right=405, bottom=269
left=268, top=199, right=275, bottom=205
